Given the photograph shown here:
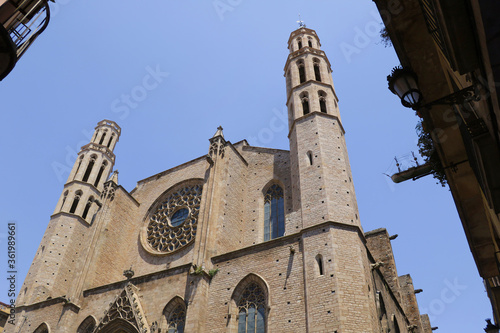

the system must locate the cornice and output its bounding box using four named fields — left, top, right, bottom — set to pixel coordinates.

left=287, top=111, right=346, bottom=139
